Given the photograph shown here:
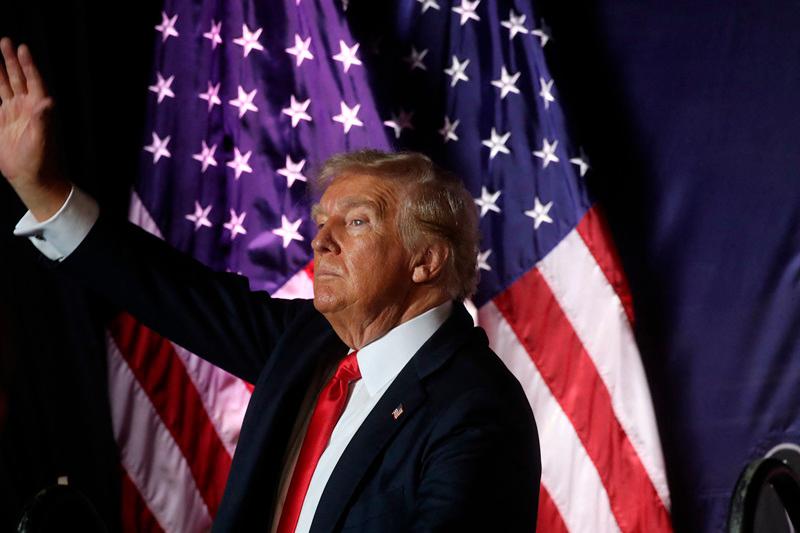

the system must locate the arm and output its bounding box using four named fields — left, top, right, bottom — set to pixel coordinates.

left=413, top=388, right=541, bottom=532
left=58, top=207, right=308, bottom=382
